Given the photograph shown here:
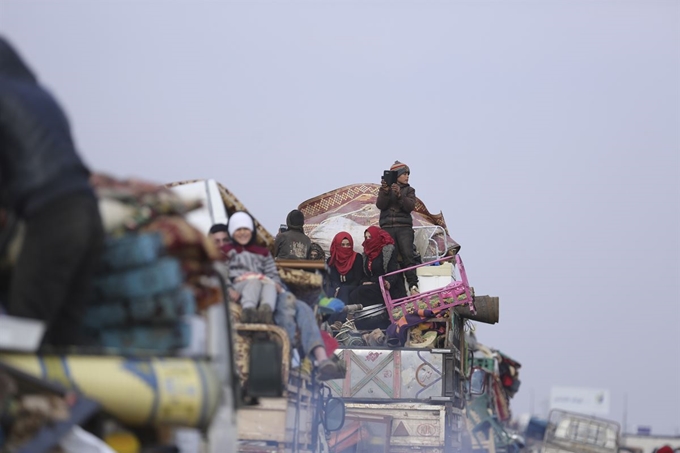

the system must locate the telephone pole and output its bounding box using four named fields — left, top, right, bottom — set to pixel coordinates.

left=622, top=393, right=628, bottom=435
